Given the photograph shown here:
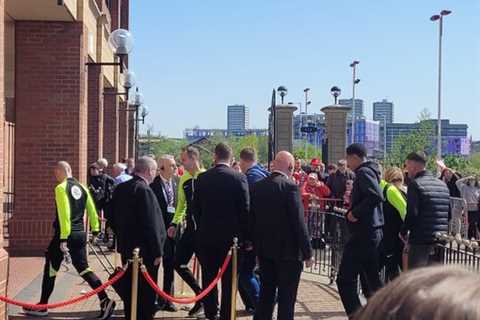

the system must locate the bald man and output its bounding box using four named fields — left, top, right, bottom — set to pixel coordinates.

left=23, top=161, right=115, bottom=318
left=250, top=151, right=313, bottom=320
